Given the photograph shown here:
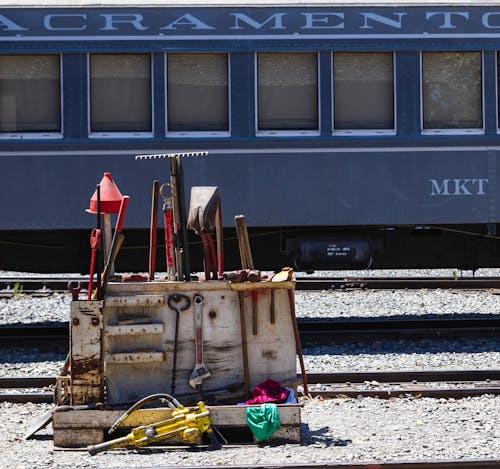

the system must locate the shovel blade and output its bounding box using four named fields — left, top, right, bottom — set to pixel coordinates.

left=25, top=409, right=54, bottom=439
